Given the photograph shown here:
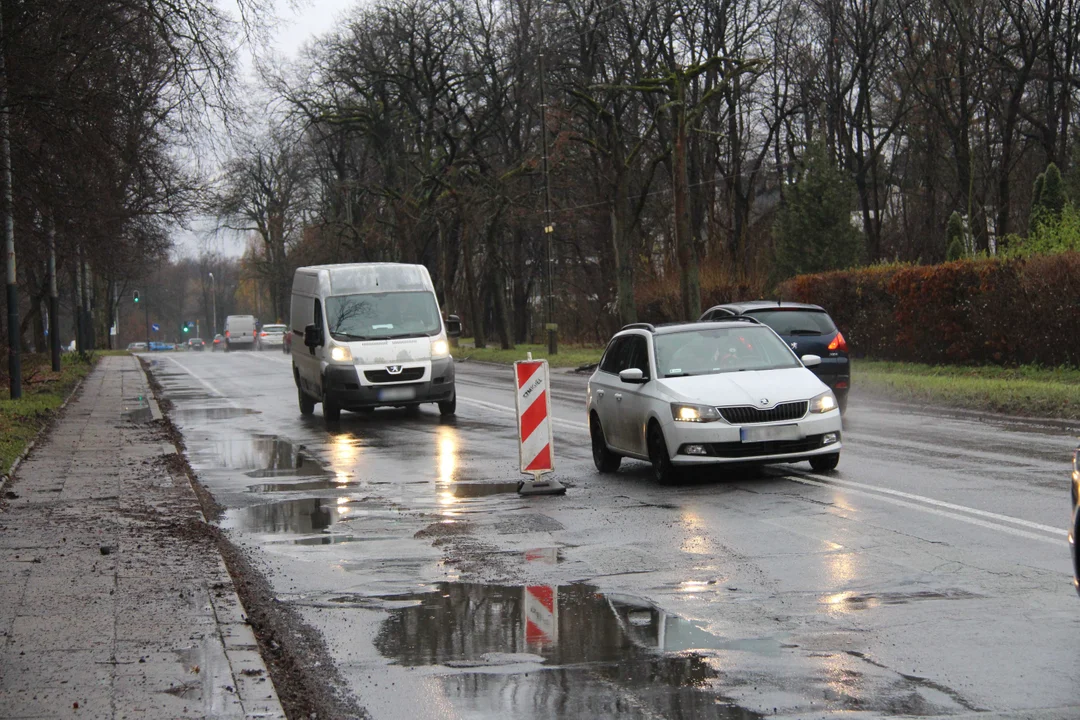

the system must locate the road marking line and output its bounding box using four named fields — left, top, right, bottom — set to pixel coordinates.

left=163, top=355, right=228, bottom=398
left=787, top=475, right=1062, bottom=545
left=457, top=392, right=1063, bottom=545
left=793, top=471, right=1062, bottom=535
left=458, top=396, right=588, bottom=432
